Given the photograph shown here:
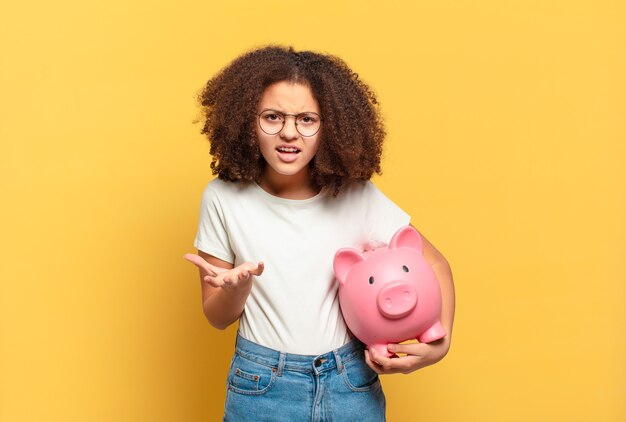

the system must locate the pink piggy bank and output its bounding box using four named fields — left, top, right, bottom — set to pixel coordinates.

left=334, top=226, right=446, bottom=357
